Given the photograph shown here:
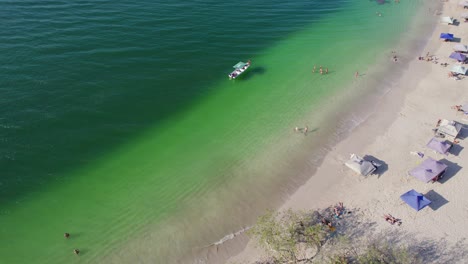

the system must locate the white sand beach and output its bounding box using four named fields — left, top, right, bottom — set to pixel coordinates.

left=228, top=0, right=468, bottom=262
